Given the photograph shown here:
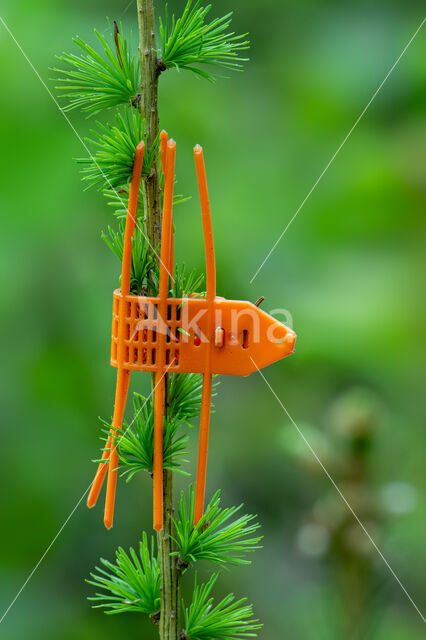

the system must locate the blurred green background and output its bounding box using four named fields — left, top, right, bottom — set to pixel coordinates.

left=0, top=0, right=425, bottom=638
